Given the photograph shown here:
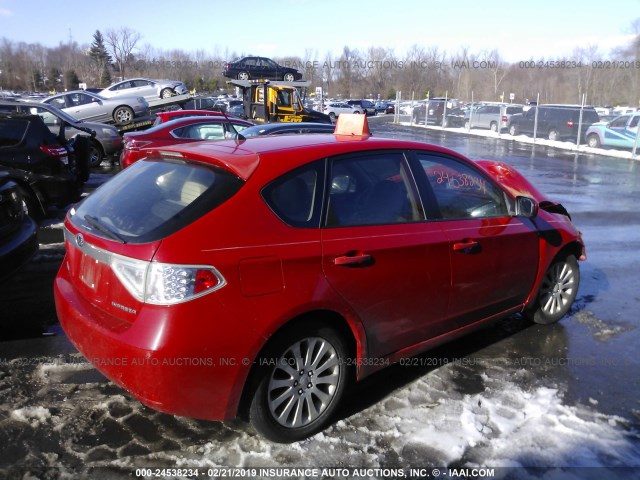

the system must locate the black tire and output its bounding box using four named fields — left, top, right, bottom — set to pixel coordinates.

left=526, top=255, right=580, bottom=325
left=490, top=121, right=498, bottom=132
left=329, top=112, right=336, bottom=121
left=249, top=322, right=350, bottom=443
left=548, top=129, right=560, bottom=141
left=160, top=88, right=174, bottom=99
left=587, top=134, right=601, bottom=148
left=237, top=72, right=250, bottom=80
left=509, top=124, right=518, bottom=136
left=442, top=117, right=449, bottom=128
left=113, top=106, right=134, bottom=125
left=88, top=140, right=104, bottom=167
left=464, top=121, right=470, bottom=130
left=283, top=73, right=295, bottom=82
